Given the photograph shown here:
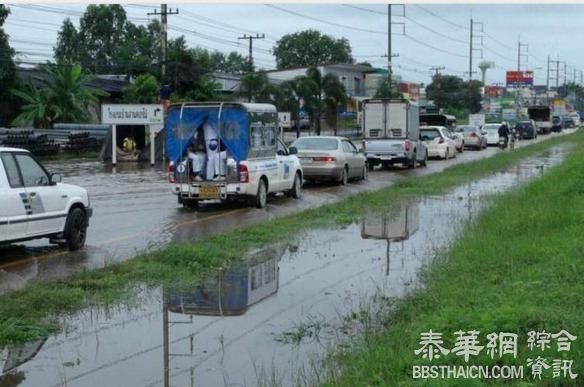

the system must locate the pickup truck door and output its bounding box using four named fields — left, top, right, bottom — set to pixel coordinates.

left=275, top=140, right=295, bottom=191
left=13, top=153, right=68, bottom=236
left=0, top=153, right=28, bottom=241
